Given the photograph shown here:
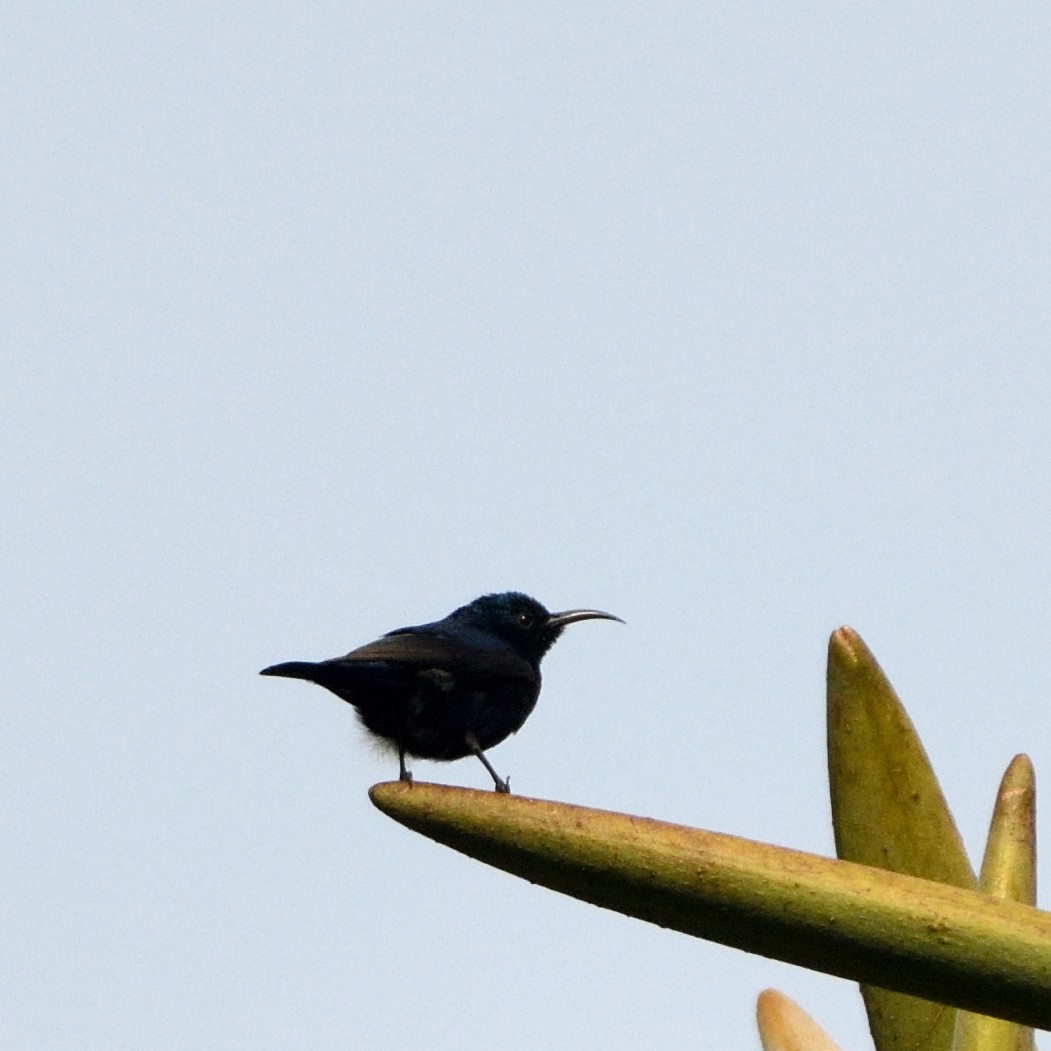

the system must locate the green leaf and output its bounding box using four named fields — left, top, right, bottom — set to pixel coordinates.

left=952, top=755, right=1037, bottom=1051
left=827, top=627, right=976, bottom=1051
left=369, top=780, right=1051, bottom=1028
